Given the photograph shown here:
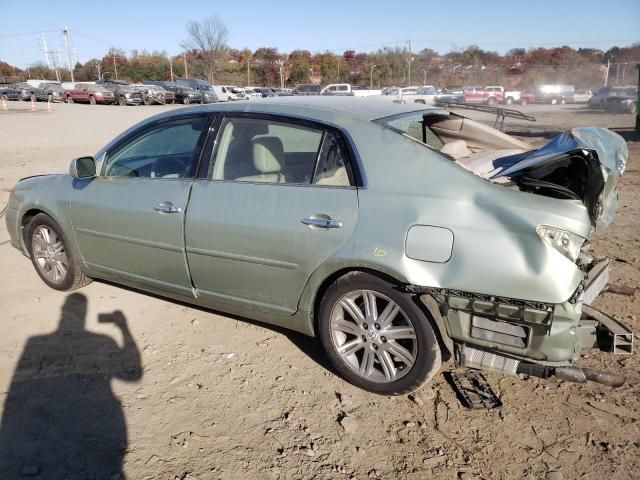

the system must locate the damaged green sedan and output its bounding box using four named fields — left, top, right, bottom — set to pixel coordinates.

left=5, top=97, right=633, bottom=395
